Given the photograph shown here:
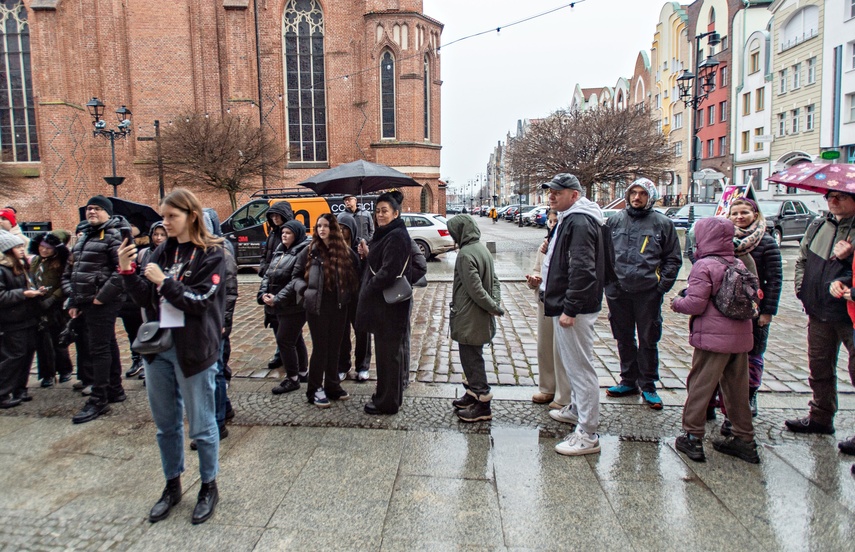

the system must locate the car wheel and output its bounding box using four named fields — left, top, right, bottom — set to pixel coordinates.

left=774, top=228, right=783, bottom=247
left=415, top=239, right=431, bottom=259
